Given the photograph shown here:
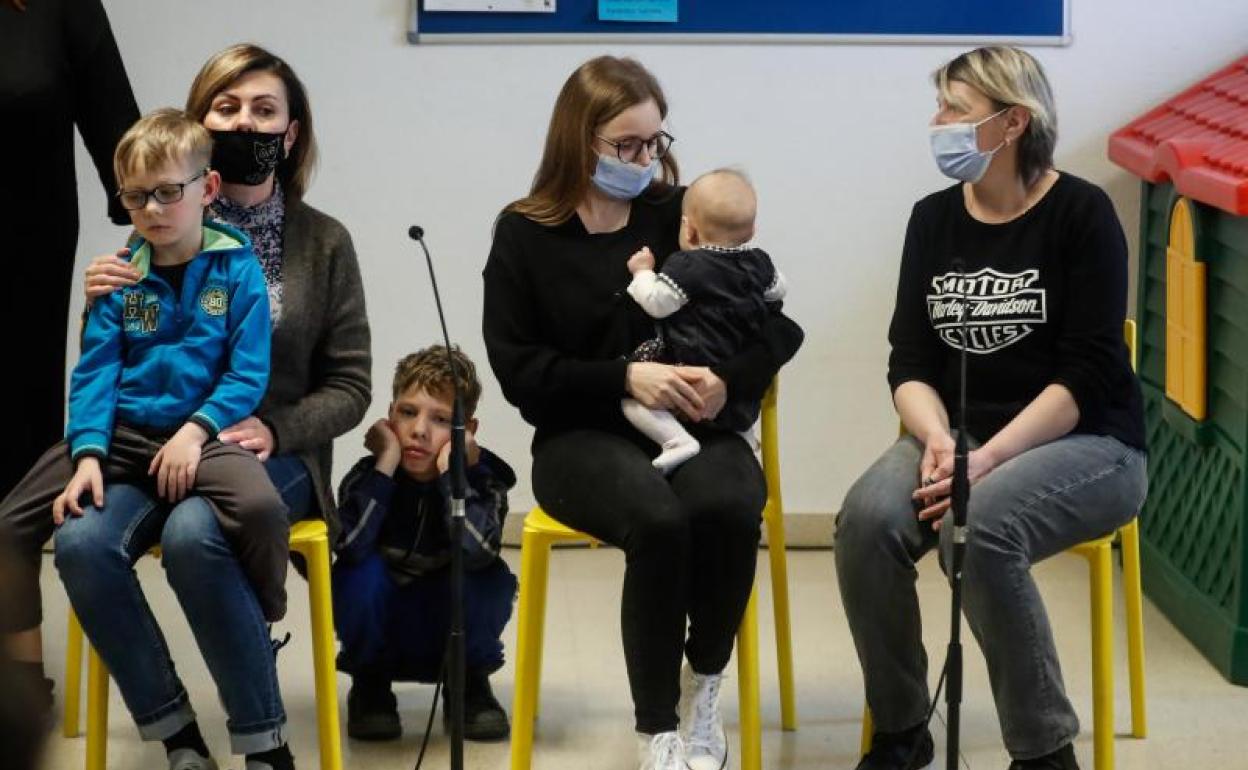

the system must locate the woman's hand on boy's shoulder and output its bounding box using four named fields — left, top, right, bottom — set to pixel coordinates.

left=364, top=418, right=402, bottom=476
left=84, top=249, right=140, bottom=302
